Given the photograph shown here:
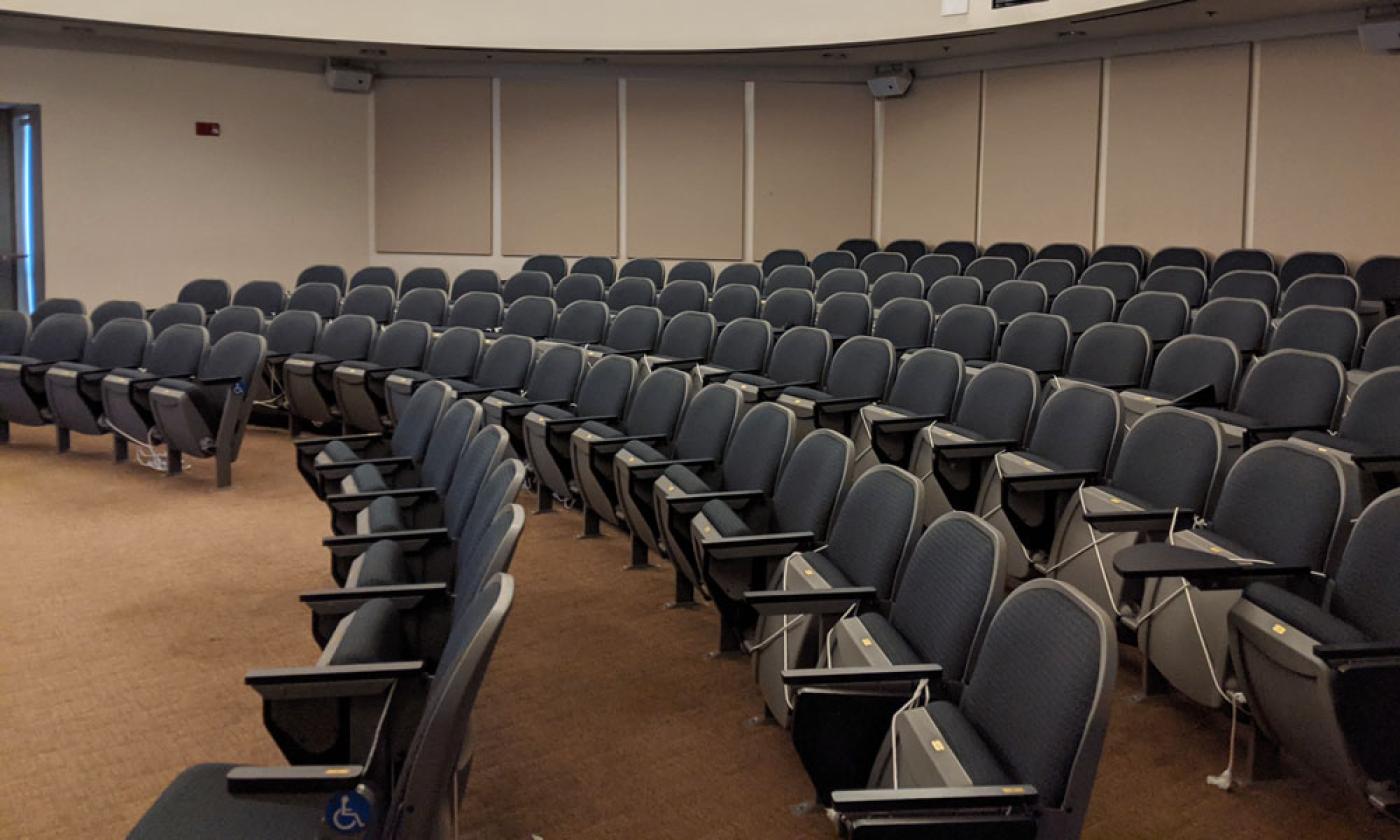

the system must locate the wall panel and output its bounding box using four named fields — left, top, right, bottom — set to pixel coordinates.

left=880, top=72, right=981, bottom=244
left=753, top=82, right=873, bottom=258
left=1253, top=34, right=1400, bottom=266
left=1102, top=45, right=1249, bottom=256
left=626, top=79, right=744, bottom=260
left=374, top=77, right=491, bottom=255
left=500, top=78, right=618, bottom=257
left=980, top=60, right=1101, bottom=248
